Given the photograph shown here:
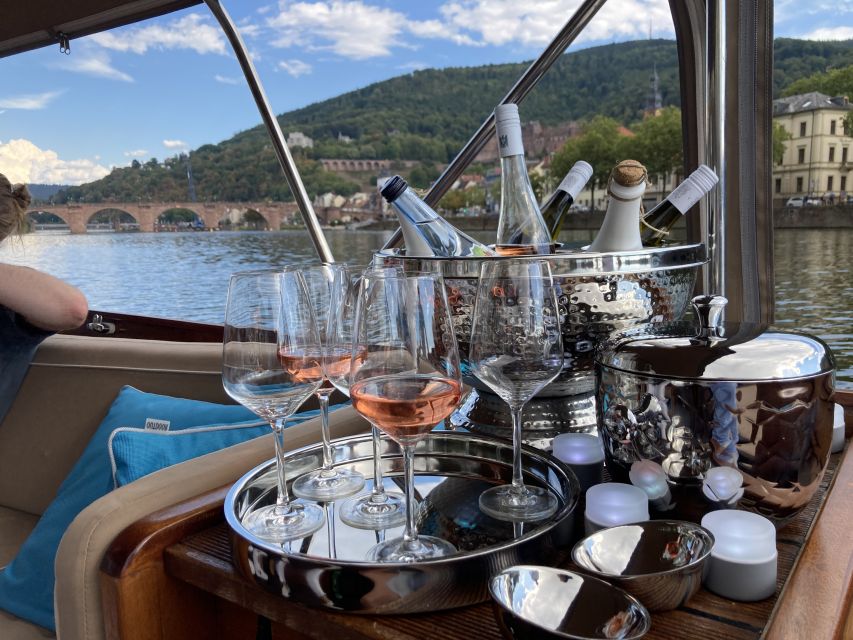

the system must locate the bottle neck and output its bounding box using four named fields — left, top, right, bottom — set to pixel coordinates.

left=392, top=188, right=439, bottom=224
